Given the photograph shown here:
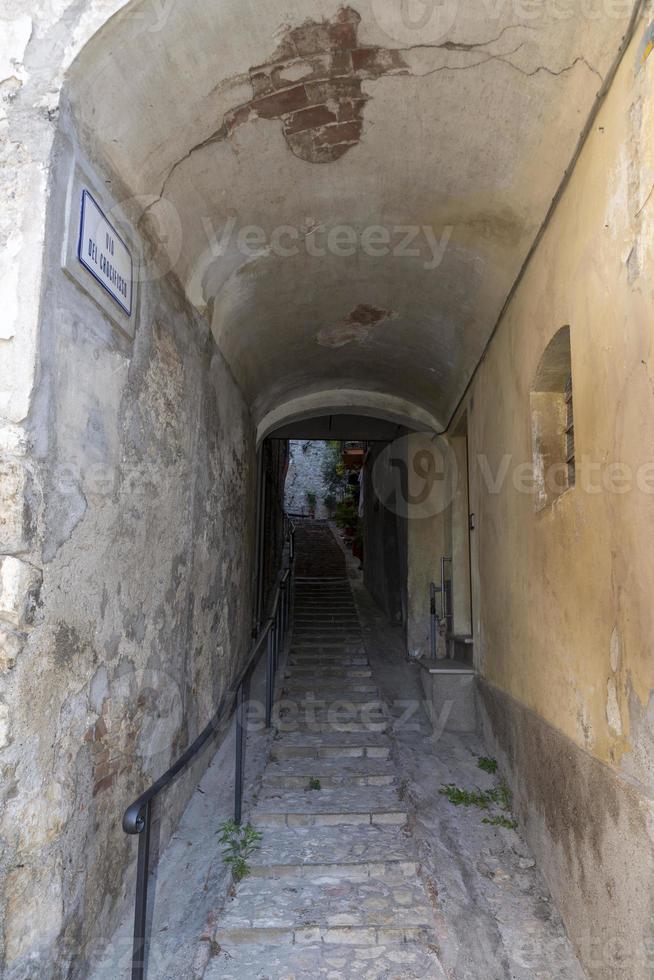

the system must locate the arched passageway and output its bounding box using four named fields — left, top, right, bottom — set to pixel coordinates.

left=2, top=1, right=654, bottom=977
